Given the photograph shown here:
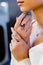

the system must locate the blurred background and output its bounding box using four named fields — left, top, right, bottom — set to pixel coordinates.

left=0, top=0, right=21, bottom=65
